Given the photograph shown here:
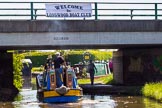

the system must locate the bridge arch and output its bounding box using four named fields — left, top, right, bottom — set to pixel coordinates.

left=0, top=20, right=162, bottom=86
